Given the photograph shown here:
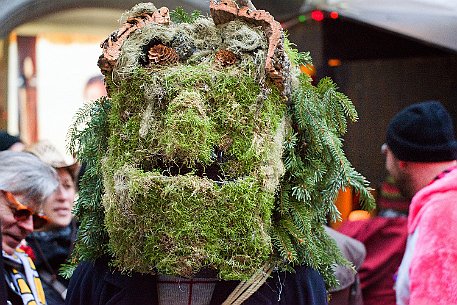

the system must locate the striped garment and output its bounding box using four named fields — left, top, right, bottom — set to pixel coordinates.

left=3, top=248, right=47, bottom=305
